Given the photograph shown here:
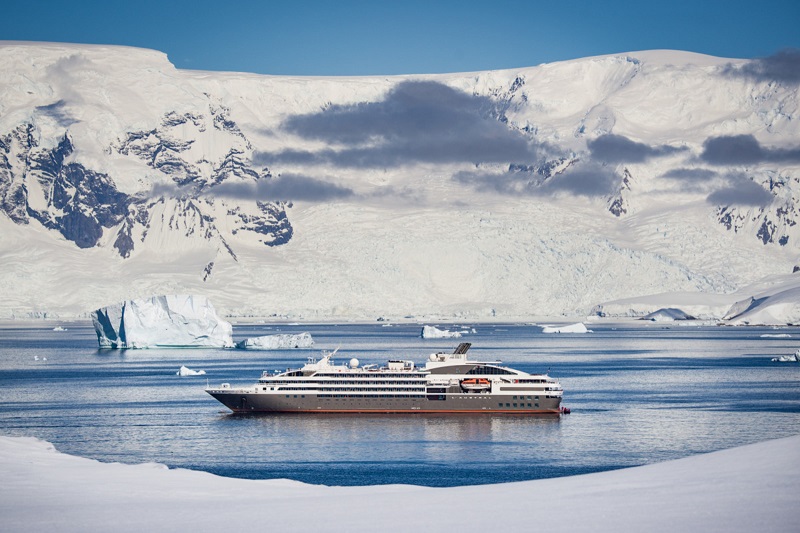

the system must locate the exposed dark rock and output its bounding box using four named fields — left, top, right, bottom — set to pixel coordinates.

left=757, top=219, right=776, bottom=245
left=608, top=168, right=633, bottom=217
left=203, top=261, right=214, bottom=281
